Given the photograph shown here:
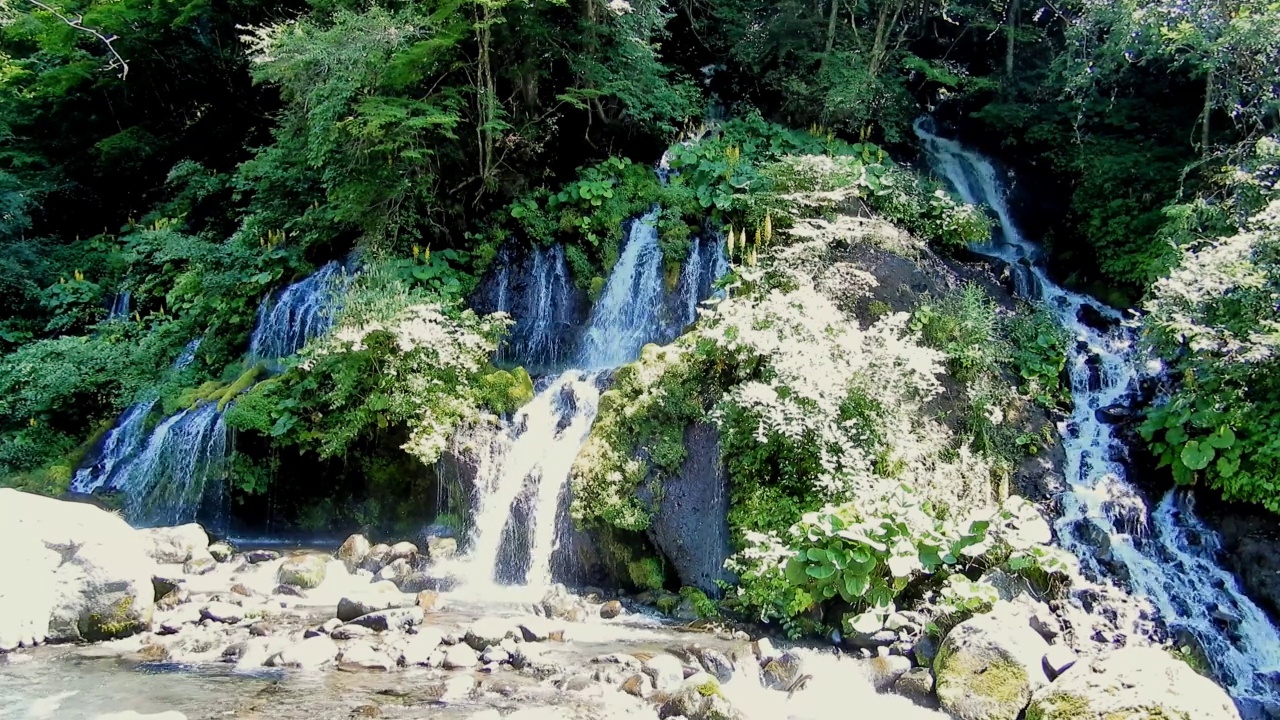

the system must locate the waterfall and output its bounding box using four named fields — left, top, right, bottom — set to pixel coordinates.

left=70, top=339, right=203, bottom=495
left=106, top=291, right=132, bottom=322
left=578, top=209, right=667, bottom=368
left=672, top=233, right=730, bottom=333
left=118, top=402, right=228, bottom=528
left=248, top=261, right=348, bottom=362
left=475, top=244, right=581, bottom=371
left=917, top=118, right=1280, bottom=713
left=456, top=371, right=600, bottom=590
